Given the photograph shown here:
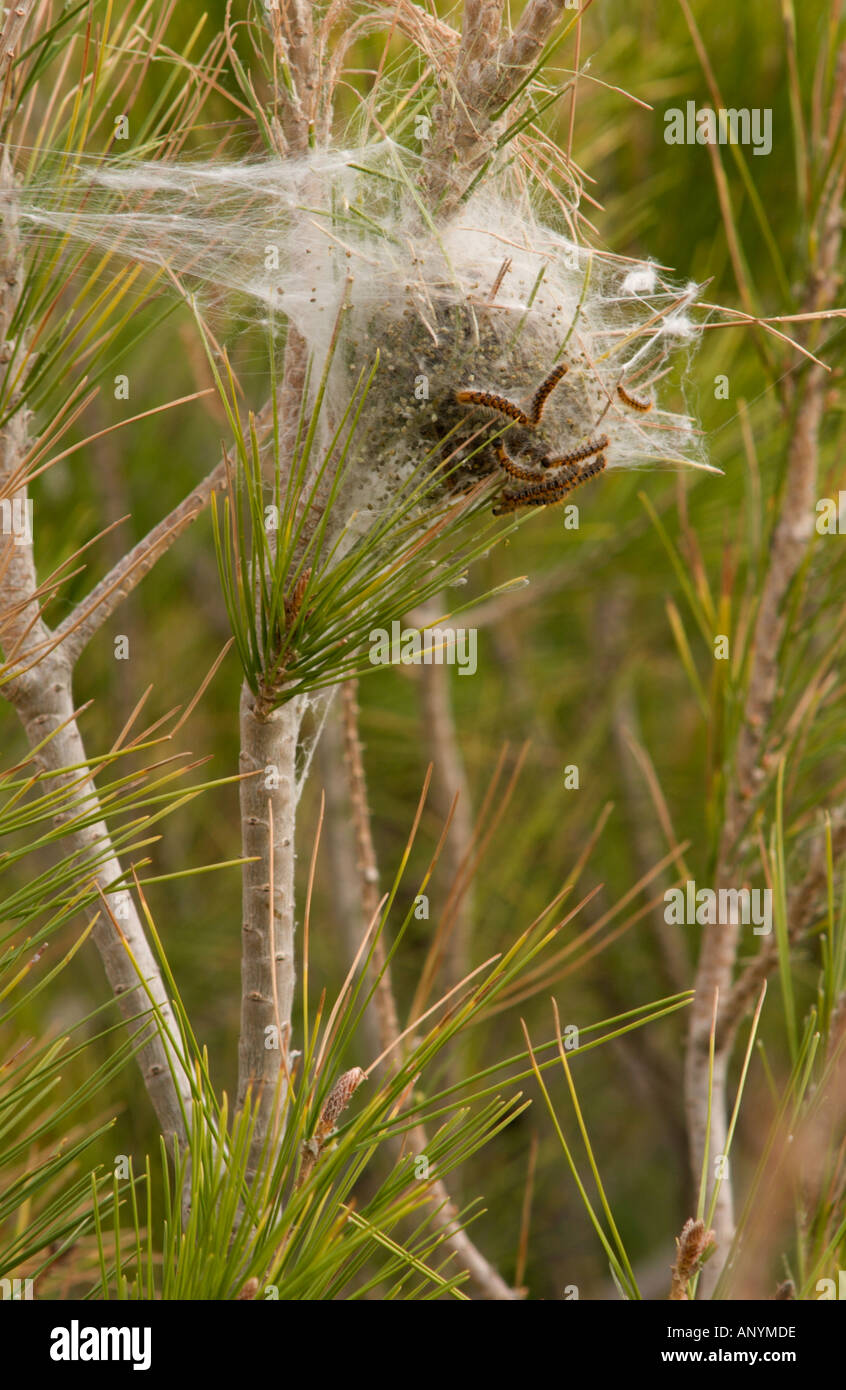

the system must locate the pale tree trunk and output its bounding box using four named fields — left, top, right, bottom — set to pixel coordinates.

left=6, top=655, right=195, bottom=1144
left=236, top=681, right=305, bottom=1183
left=0, top=149, right=192, bottom=1147
left=686, top=175, right=842, bottom=1295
